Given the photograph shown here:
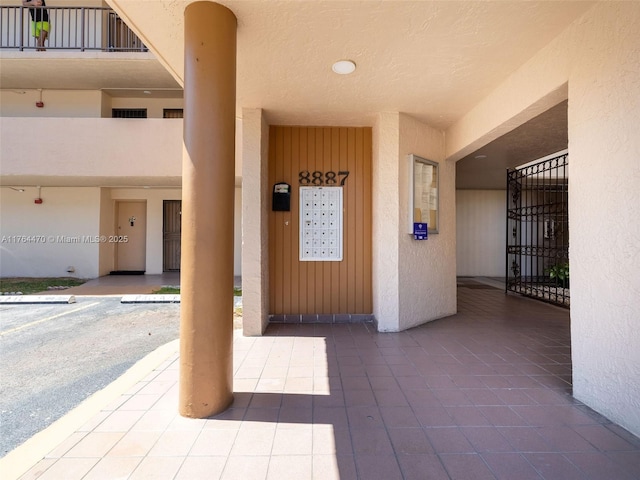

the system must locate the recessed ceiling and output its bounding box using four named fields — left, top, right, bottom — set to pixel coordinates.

left=456, top=101, right=568, bottom=189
